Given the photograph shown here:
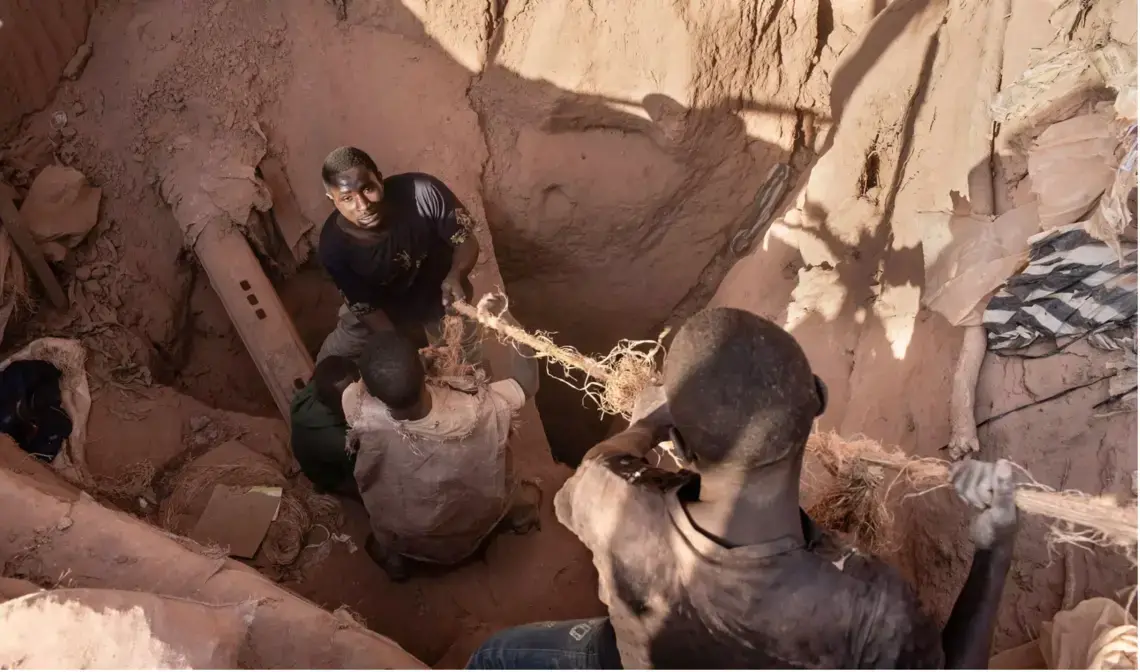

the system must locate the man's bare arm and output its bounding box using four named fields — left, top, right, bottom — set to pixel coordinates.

left=580, top=385, right=671, bottom=463
left=441, top=227, right=479, bottom=307
left=941, top=460, right=1018, bottom=668
left=581, top=422, right=658, bottom=463
left=448, top=234, right=479, bottom=280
